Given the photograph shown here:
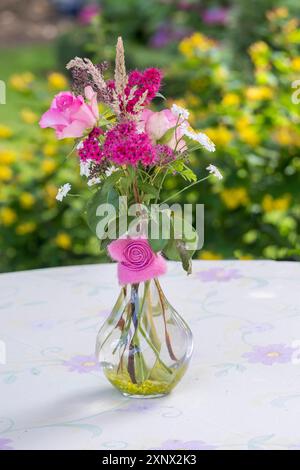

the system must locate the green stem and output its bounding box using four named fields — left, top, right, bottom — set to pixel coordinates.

left=161, top=175, right=211, bottom=204
left=137, top=322, right=173, bottom=375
